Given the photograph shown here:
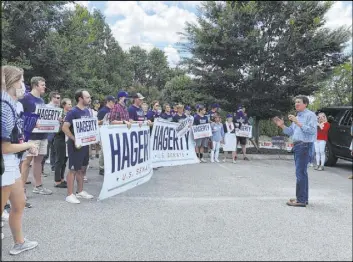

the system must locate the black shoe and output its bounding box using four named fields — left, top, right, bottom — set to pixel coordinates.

left=62, top=181, right=67, bottom=184
left=25, top=202, right=33, bottom=208
left=99, top=169, right=104, bottom=176
left=25, top=181, right=31, bottom=185
left=55, top=182, right=67, bottom=188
